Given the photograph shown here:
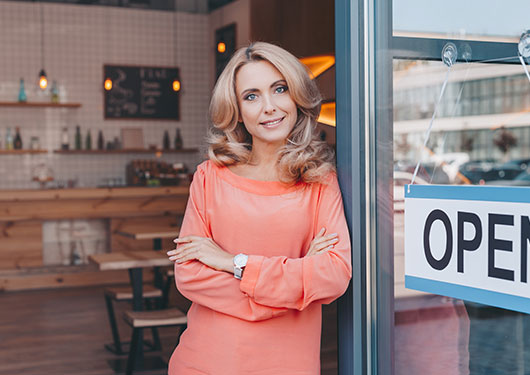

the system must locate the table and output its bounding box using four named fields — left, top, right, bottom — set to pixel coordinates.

left=89, top=251, right=173, bottom=373
left=115, top=225, right=180, bottom=294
